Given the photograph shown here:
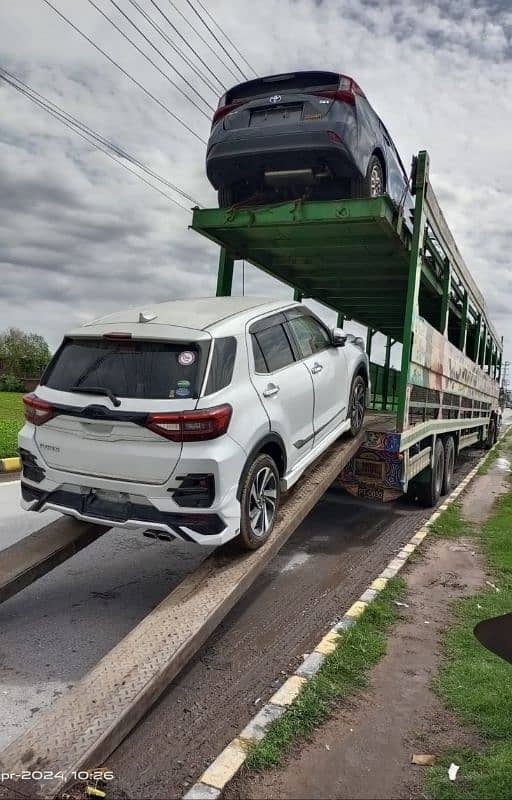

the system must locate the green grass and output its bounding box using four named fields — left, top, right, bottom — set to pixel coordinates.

left=0, top=391, right=24, bottom=458
left=429, top=502, right=469, bottom=539
left=426, top=488, right=512, bottom=800
left=246, top=577, right=407, bottom=770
